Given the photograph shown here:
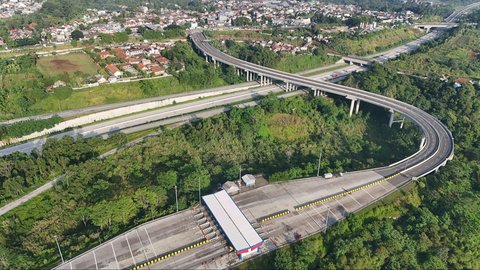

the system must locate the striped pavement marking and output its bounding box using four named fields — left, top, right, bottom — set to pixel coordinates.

left=294, top=173, right=401, bottom=212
